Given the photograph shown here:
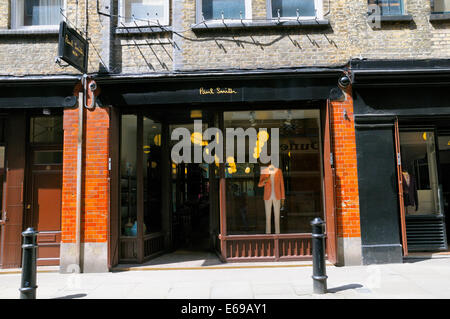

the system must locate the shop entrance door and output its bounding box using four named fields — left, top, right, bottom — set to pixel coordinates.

left=396, top=127, right=448, bottom=252
left=170, top=123, right=211, bottom=251
left=437, top=132, right=450, bottom=249
left=25, top=148, right=63, bottom=266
